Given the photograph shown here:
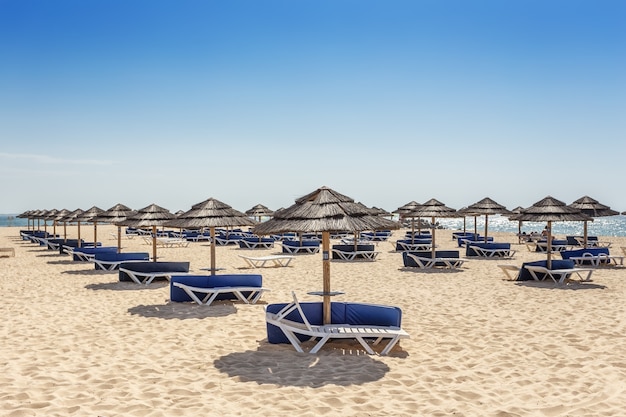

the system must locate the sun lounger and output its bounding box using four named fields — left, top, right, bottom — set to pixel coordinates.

left=118, top=261, right=190, bottom=284
left=265, top=292, right=409, bottom=355
left=331, top=244, right=379, bottom=261
left=69, top=246, right=118, bottom=262
left=503, top=259, right=594, bottom=284
left=466, top=242, right=516, bottom=258
left=238, top=237, right=275, bottom=249
left=402, top=250, right=464, bottom=269
left=394, top=239, right=432, bottom=252
left=561, top=248, right=624, bottom=267
left=170, top=274, right=269, bottom=306
left=238, top=254, right=295, bottom=268
left=92, top=252, right=151, bottom=271
left=527, top=240, right=569, bottom=253
left=280, top=240, right=320, bottom=254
